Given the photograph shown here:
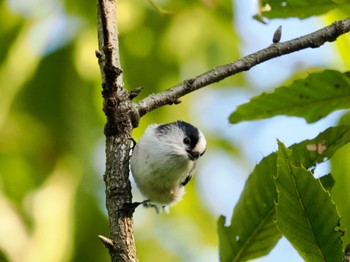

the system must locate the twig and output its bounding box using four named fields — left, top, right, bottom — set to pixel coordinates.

left=98, top=235, right=115, bottom=249
left=135, top=19, right=350, bottom=117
